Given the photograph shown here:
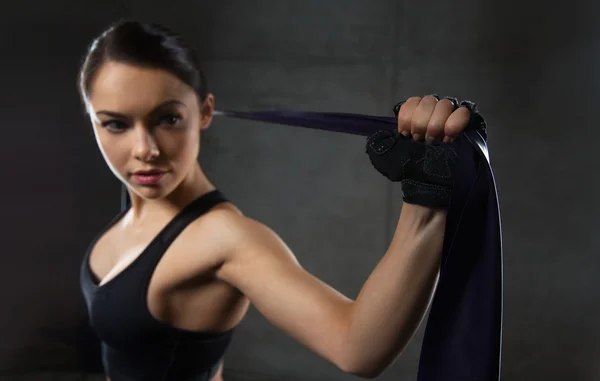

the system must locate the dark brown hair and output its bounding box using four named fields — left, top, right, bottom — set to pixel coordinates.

left=78, top=20, right=208, bottom=106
